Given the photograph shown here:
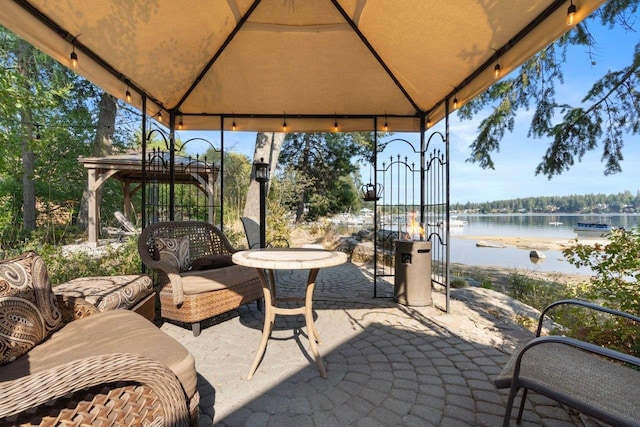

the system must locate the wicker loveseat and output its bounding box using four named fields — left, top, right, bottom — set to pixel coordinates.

left=138, top=221, right=262, bottom=336
left=0, top=252, right=199, bottom=426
